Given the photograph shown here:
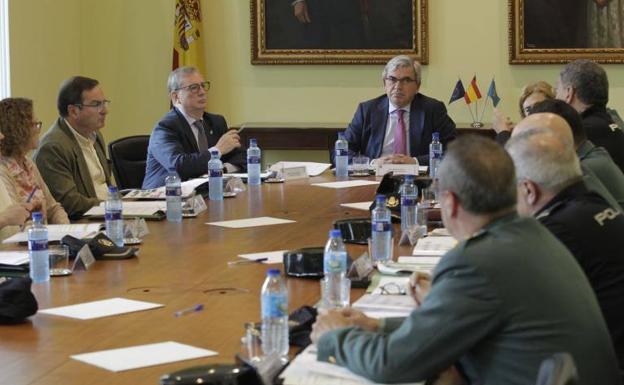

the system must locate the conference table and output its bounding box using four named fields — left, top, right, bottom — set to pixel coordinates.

left=0, top=173, right=416, bottom=385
